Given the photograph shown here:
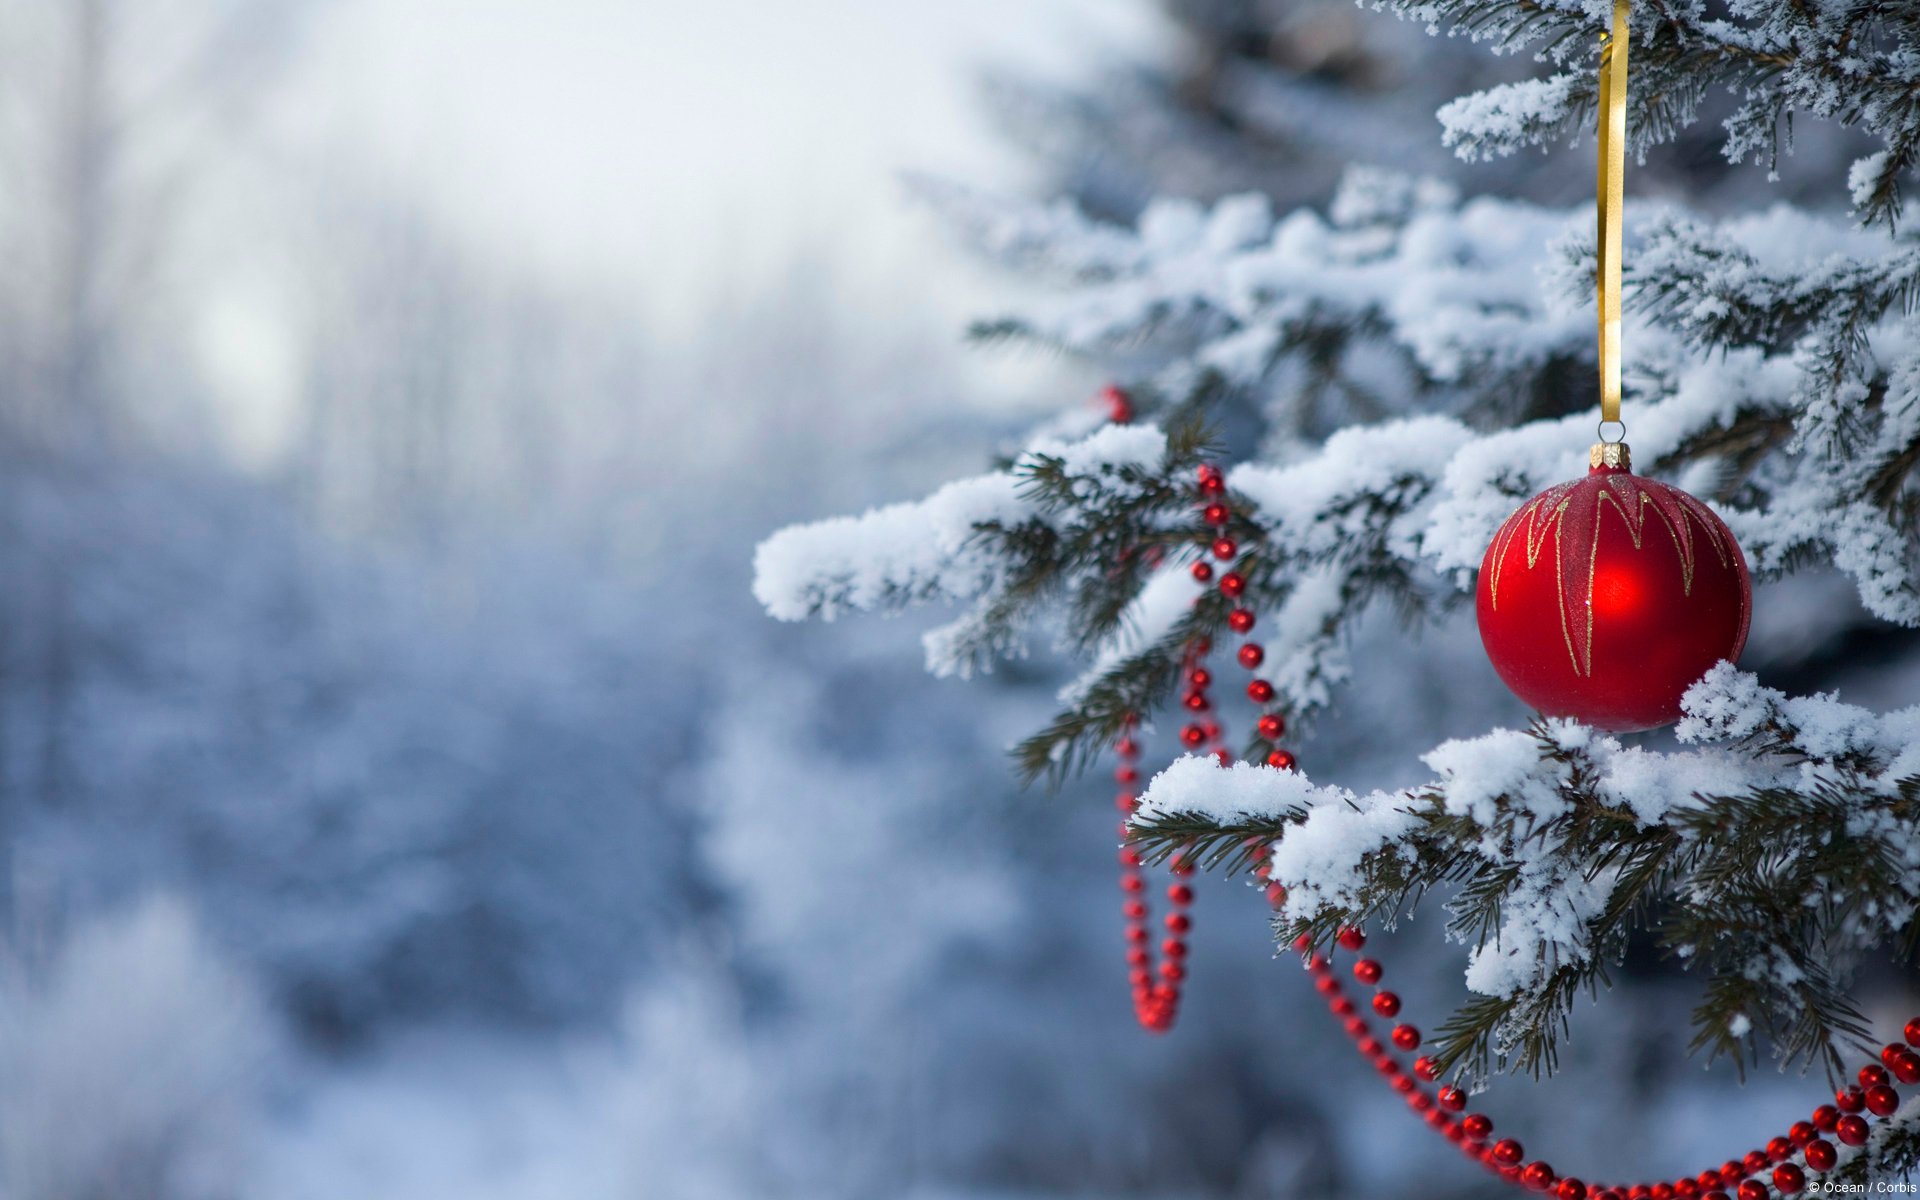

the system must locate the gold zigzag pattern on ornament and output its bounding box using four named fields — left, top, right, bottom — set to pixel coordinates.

left=1485, top=475, right=1734, bottom=676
